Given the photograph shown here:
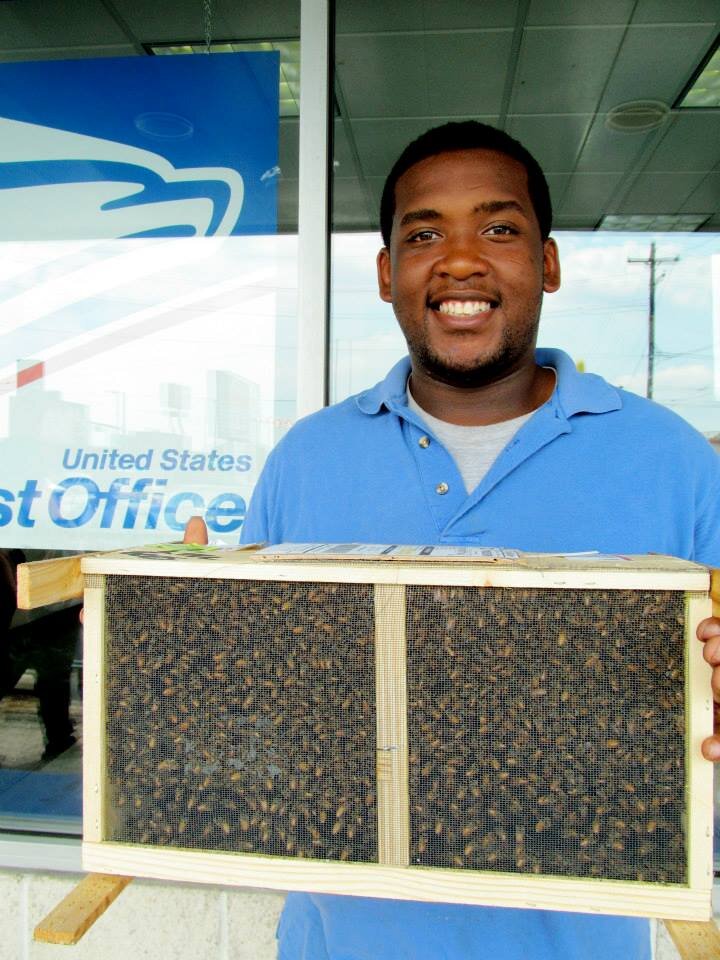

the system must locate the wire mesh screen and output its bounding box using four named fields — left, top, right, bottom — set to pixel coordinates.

left=104, top=575, right=377, bottom=862
left=406, top=586, right=687, bottom=883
